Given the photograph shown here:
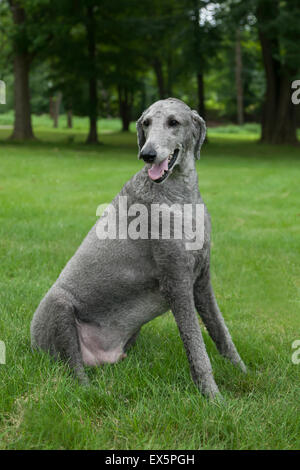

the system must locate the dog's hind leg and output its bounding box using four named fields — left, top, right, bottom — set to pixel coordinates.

left=31, top=294, right=89, bottom=385
left=194, top=271, right=246, bottom=373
